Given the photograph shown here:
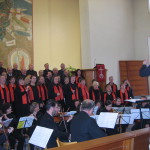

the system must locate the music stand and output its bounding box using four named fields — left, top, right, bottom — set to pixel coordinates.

left=17, top=116, right=34, bottom=129
left=125, top=99, right=150, bottom=129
